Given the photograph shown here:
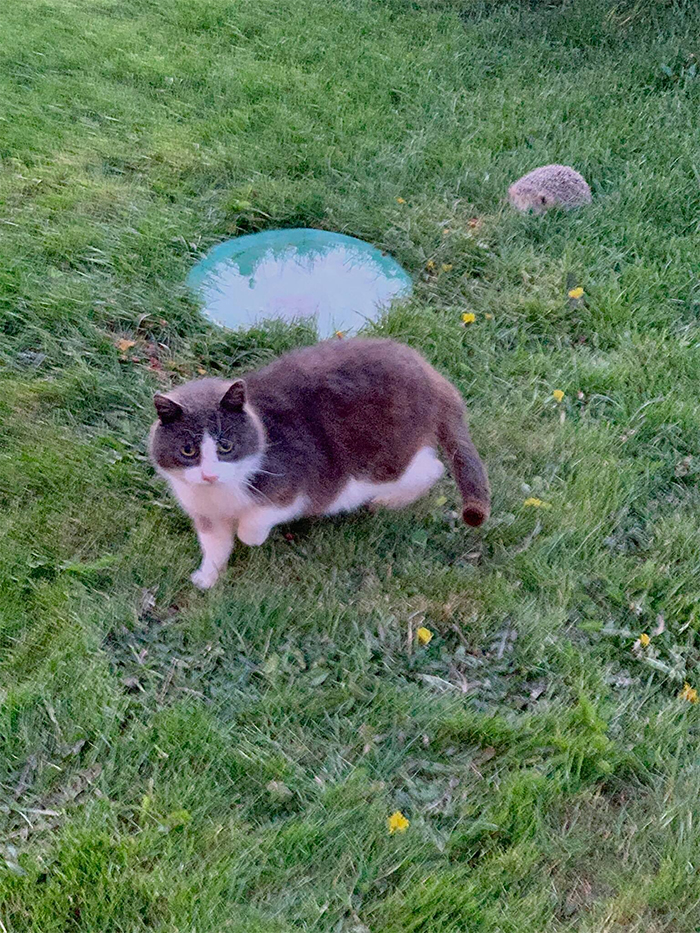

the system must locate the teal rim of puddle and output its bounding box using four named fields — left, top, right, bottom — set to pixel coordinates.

left=186, top=228, right=413, bottom=339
